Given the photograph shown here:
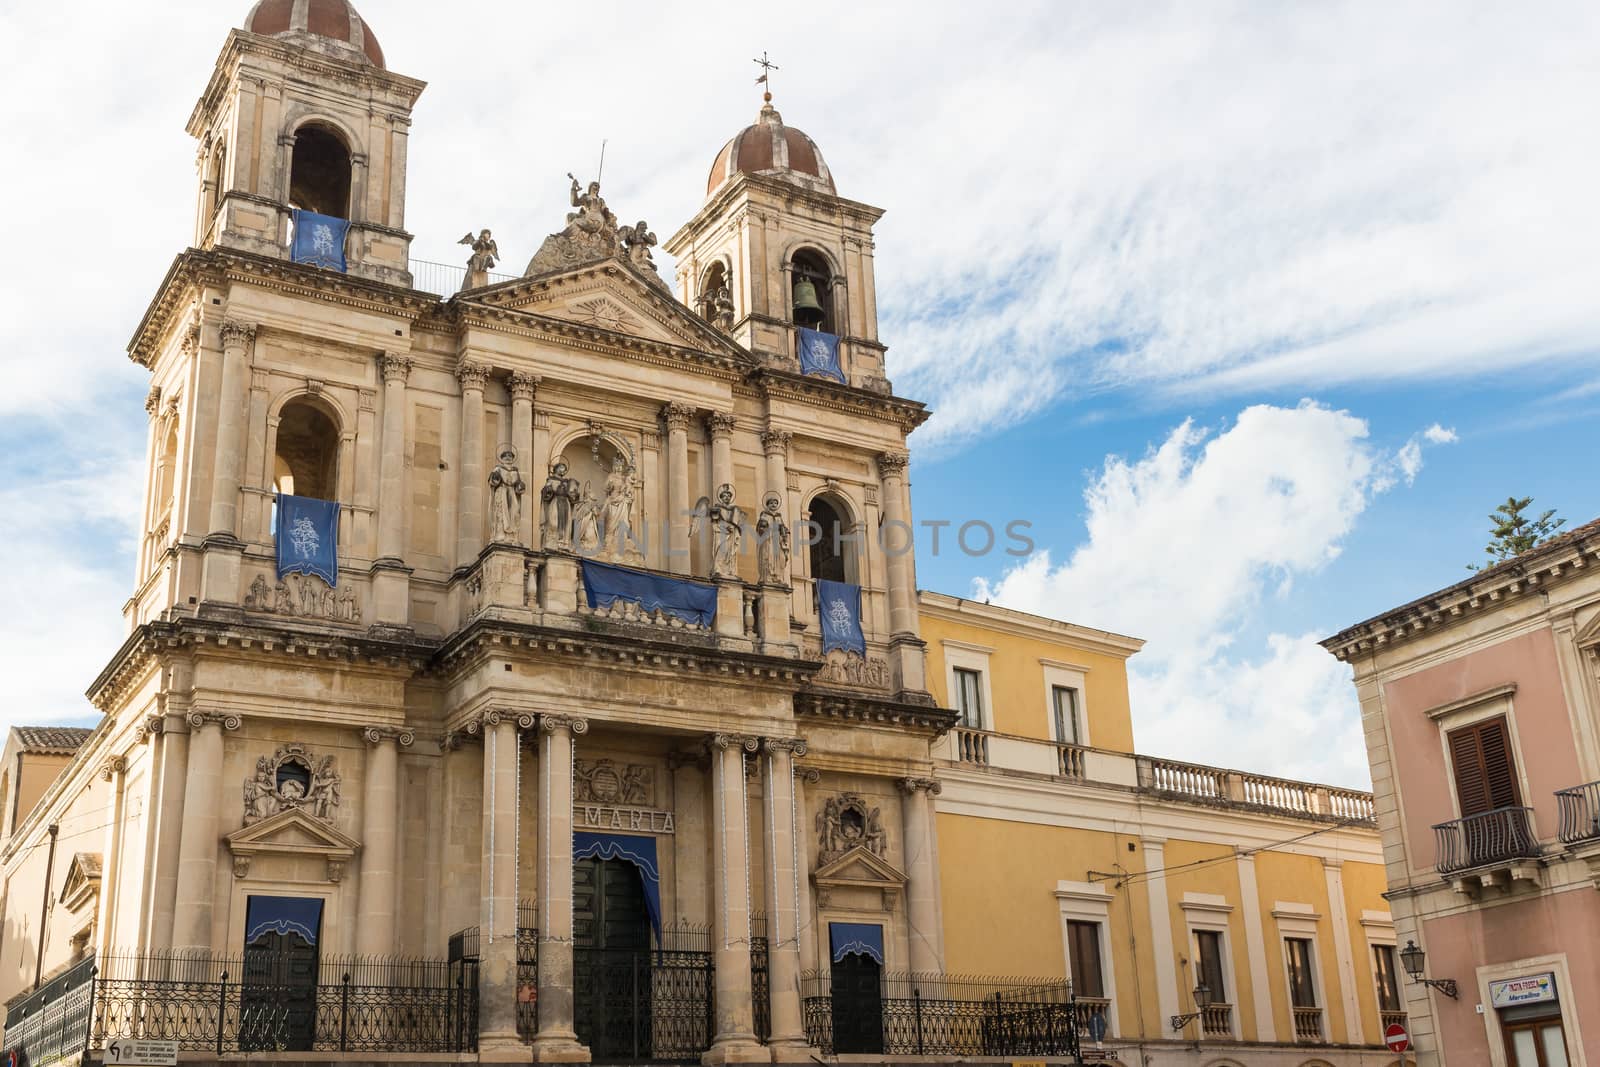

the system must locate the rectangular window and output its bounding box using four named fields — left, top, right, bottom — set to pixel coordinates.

left=1448, top=716, right=1521, bottom=816
left=1286, top=938, right=1318, bottom=1008
left=1067, top=920, right=1105, bottom=998
left=1052, top=685, right=1080, bottom=745
left=954, top=667, right=984, bottom=728
left=1195, top=930, right=1227, bottom=1004
left=1373, top=944, right=1401, bottom=1012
